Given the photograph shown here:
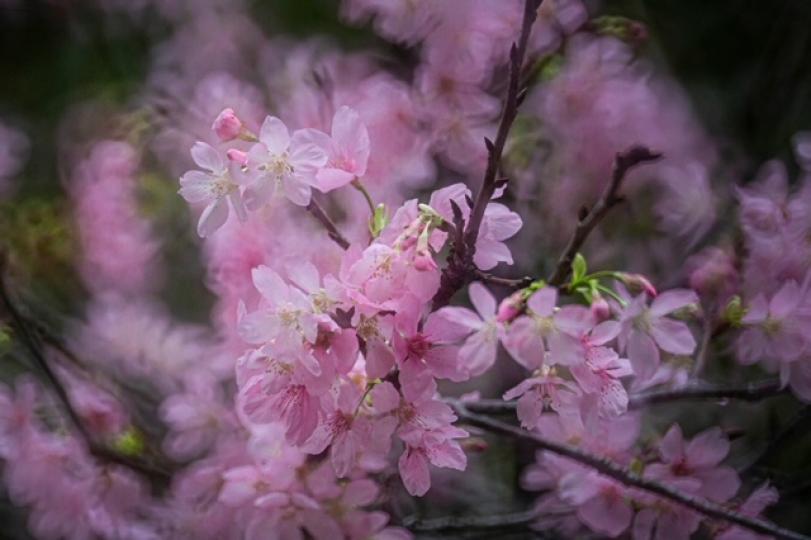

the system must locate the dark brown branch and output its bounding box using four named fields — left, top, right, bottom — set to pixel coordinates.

left=458, top=380, right=786, bottom=415
left=629, top=380, right=786, bottom=408
left=306, top=197, right=350, bottom=250
left=403, top=507, right=541, bottom=533
left=0, top=264, right=173, bottom=483
left=432, top=0, right=542, bottom=309
left=449, top=400, right=811, bottom=540
left=475, top=270, right=534, bottom=289
left=547, top=146, right=662, bottom=286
